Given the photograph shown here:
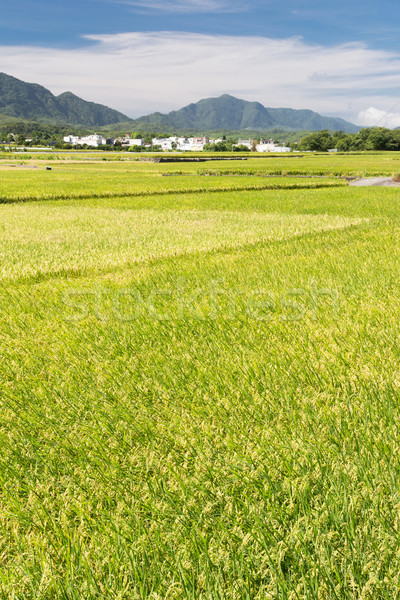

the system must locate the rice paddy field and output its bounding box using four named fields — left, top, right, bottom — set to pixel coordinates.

left=1, top=151, right=400, bottom=598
